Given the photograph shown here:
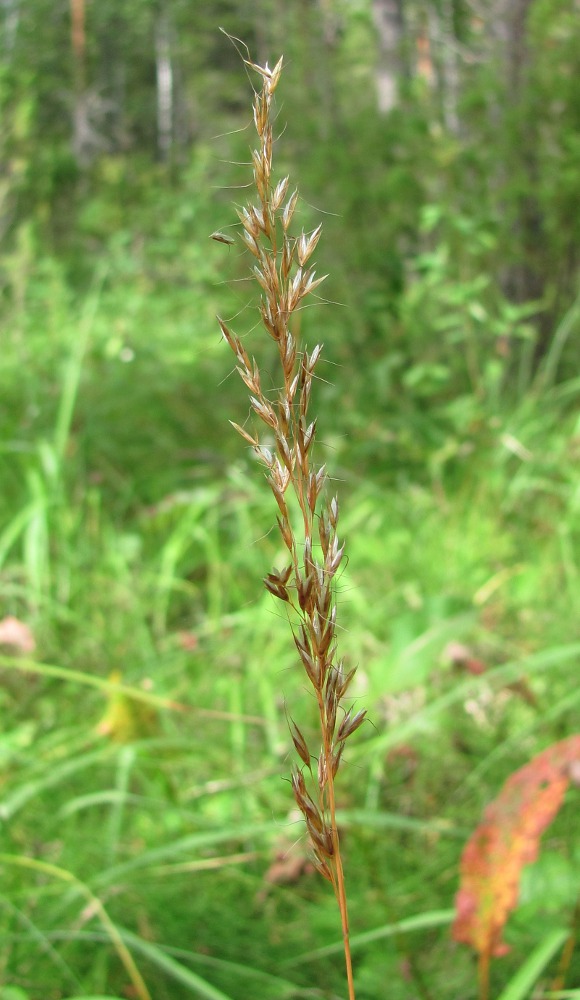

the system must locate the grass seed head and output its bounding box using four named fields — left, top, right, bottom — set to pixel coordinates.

left=218, top=55, right=362, bottom=989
